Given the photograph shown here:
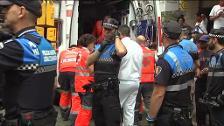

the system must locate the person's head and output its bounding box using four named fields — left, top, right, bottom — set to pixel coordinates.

left=177, top=15, right=185, bottom=26
left=180, top=27, right=192, bottom=40
left=0, top=0, right=42, bottom=33
left=103, top=17, right=119, bottom=42
left=208, top=28, right=224, bottom=52
left=136, top=35, right=147, bottom=46
left=162, top=20, right=182, bottom=47
left=149, top=42, right=157, bottom=50
left=219, top=0, right=224, bottom=7
left=196, top=12, right=203, bottom=22
left=198, top=35, right=209, bottom=50
left=77, top=34, right=96, bottom=52
left=118, top=25, right=130, bottom=38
